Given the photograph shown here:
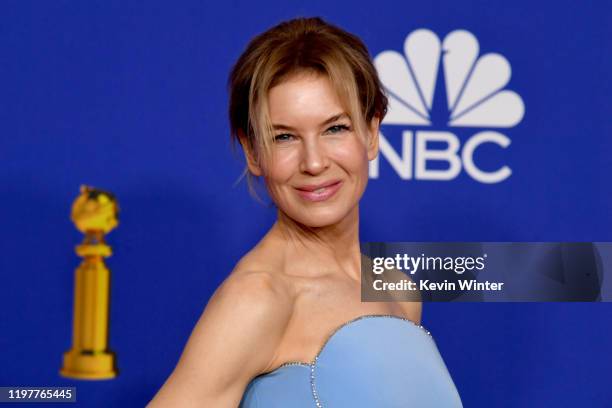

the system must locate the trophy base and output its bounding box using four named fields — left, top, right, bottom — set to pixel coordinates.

left=60, top=349, right=118, bottom=380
